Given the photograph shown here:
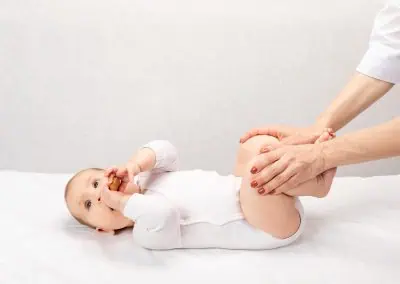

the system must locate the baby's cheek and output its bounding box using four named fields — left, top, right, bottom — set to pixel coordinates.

left=94, top=207, right=116, bottom=226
